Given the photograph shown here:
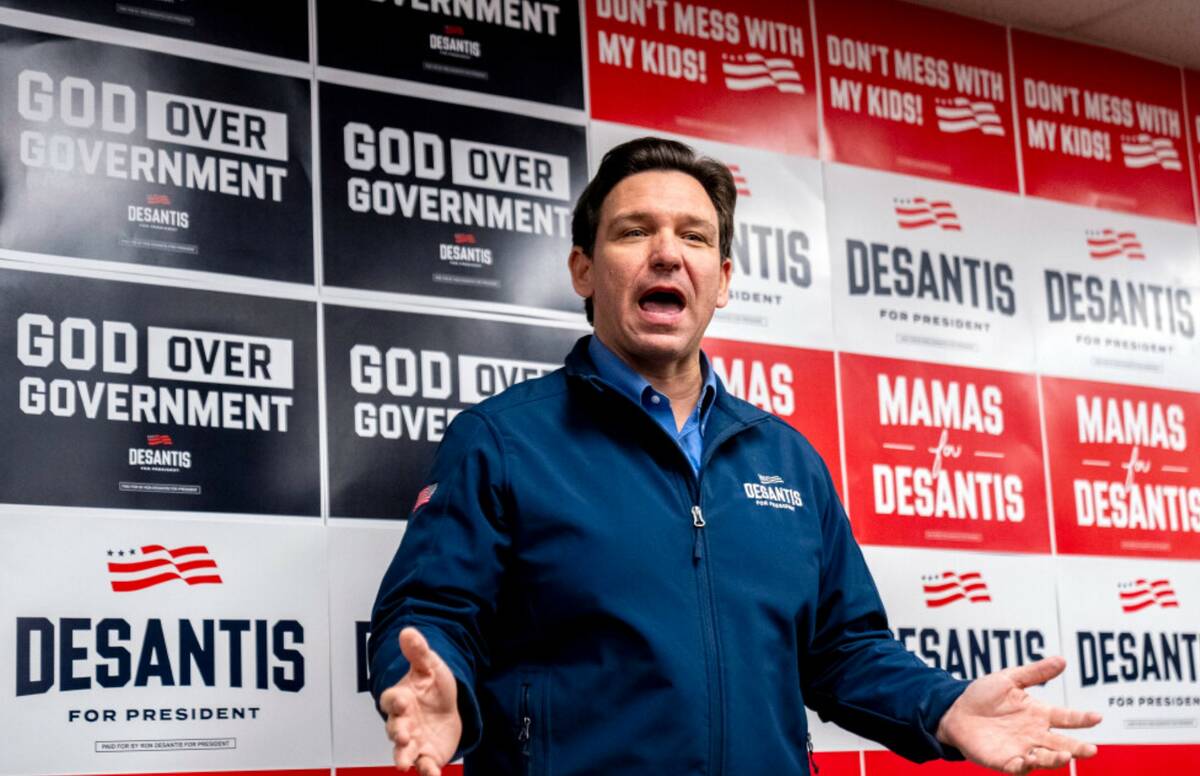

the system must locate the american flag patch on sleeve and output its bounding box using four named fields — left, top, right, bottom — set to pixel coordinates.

left=411, top=483, right=438, bottom=514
